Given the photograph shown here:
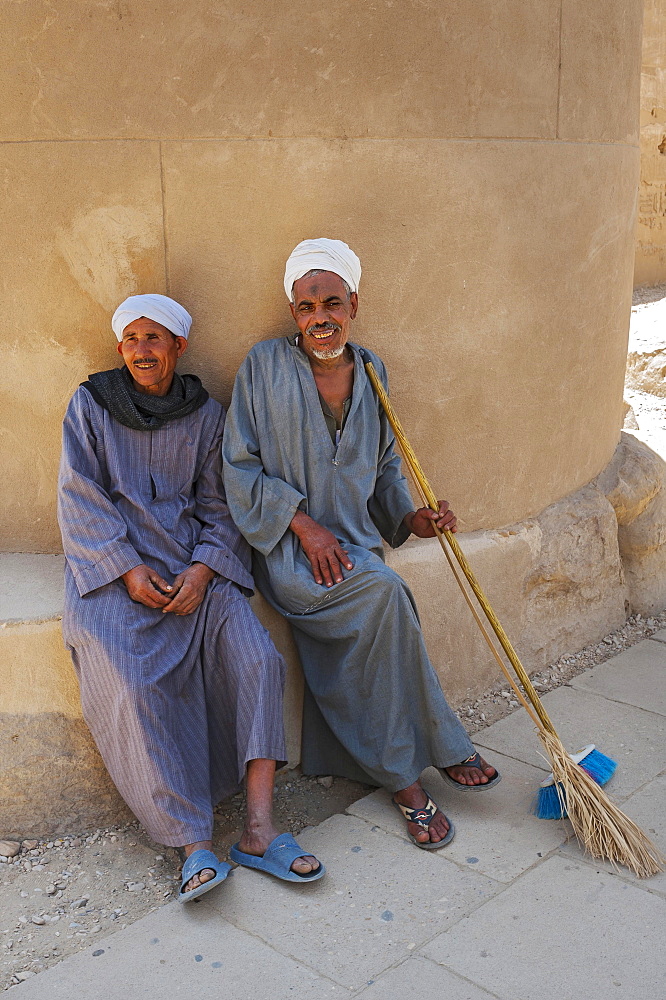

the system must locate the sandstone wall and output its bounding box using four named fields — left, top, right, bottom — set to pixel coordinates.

left=0, top=2, right=649, bottom=835
left=635, top=0, right=666, bottom=286
left=1, top=0, right=642, bottom=549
